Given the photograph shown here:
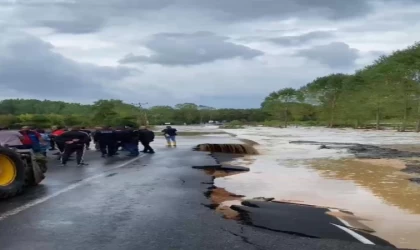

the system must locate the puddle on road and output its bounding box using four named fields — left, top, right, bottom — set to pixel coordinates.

left=215, top=156, right=420, bottom=249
